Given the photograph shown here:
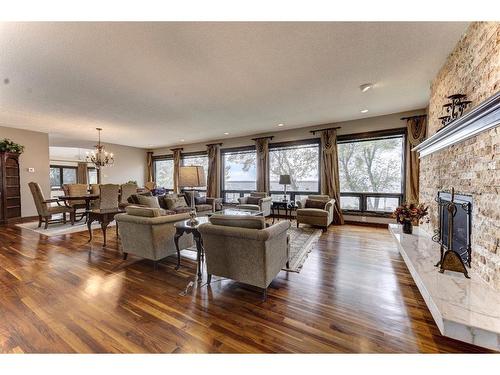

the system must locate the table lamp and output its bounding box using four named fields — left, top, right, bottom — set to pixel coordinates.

left=179, top=166, right=206, bottom=225
left=279, top=174, right=291, bottom=202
